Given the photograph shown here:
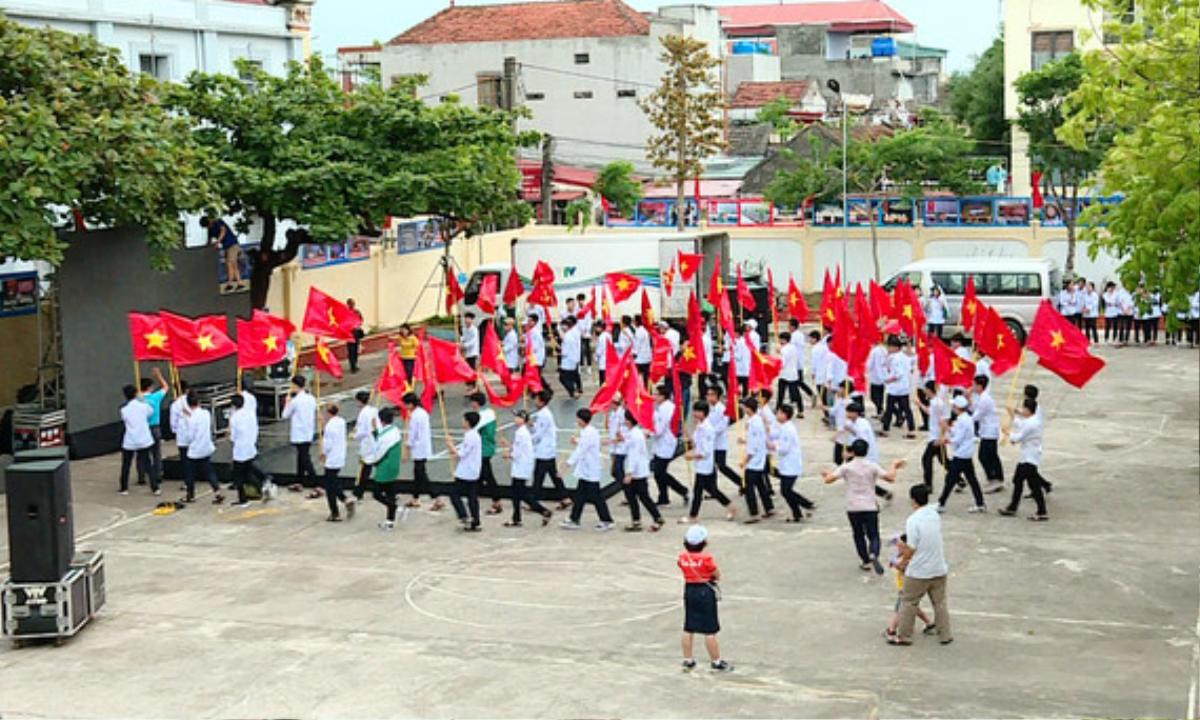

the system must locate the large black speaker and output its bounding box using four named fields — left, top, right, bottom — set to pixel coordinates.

left=5, top=459, right=75, bottom=583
